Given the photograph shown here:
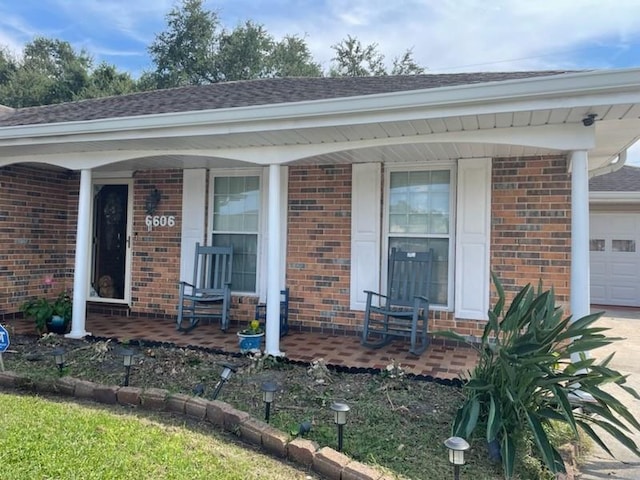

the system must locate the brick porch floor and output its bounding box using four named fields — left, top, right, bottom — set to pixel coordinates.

left=6, top=314, right=478, bottom=381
